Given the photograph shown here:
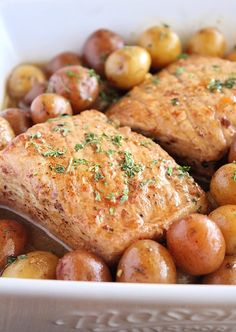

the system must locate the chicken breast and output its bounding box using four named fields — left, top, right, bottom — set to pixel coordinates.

left=108, top=55, right=236, bottom=177
left=0, top=110, right=207, bottom=264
